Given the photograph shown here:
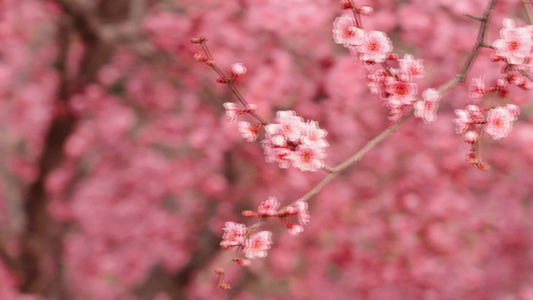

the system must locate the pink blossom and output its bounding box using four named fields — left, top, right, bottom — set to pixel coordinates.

left=231, top=62, right=247, bottom=76
left=287, top=223, right=304, bottom=236
left=333, top=16, right=365, bottom=47
left=294, top=200, right=310, bottom=225
left=223, top=102, right=238, bottom=122
left=463, top=130, right=479, bottom=144
left=357, top=31, right=393, bottom=63
left=494, top=19, right=533, bottom=65
left=469, top=77, right=486, bottom=100
left=386, top=81, right=417, bottom=107
left=262, top=141, right=293, bottom=168
left=244, top=231, right=272, bottom=259
left=301, top=121, right=328, bottom=148
left=238, top=121, right=258, bottom=142
left=485, top=106, right=516, bottom=140
left=293, top=144, right=325, bottom=172
left=466, top=104, right=484, bottom=123
left=414, top=88, right=441, bottom=124
left=398, top=54, right=425, bottom=80
left=504, top=104, right=520, bottom=120
left=453, top=109, right=471, bottom=134
left=258, top=196, right=280, bottom=217
left=220, top=222, right=246, bottom=248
